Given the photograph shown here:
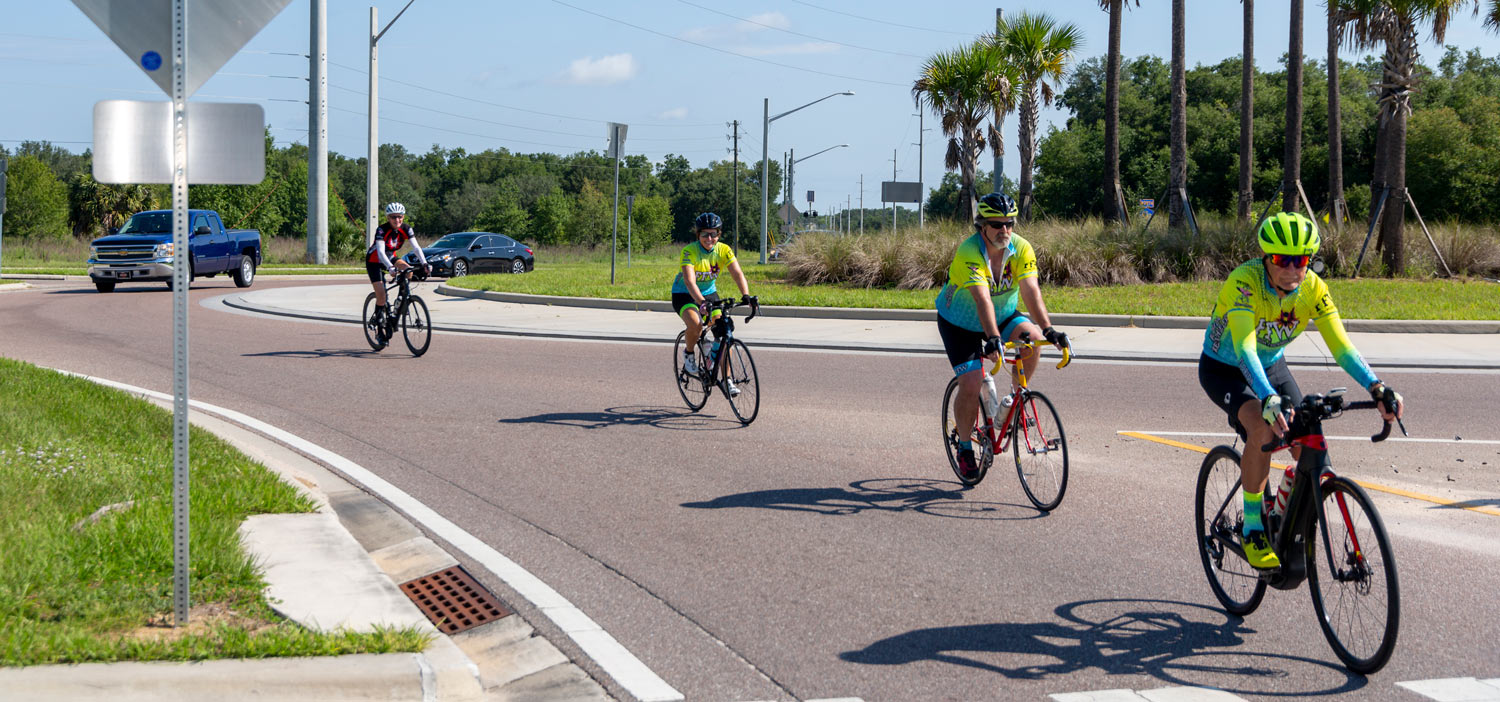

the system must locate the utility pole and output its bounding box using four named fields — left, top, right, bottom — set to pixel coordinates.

left=891, top=149, right=897, bottom=232
left=306, top=0, right=327, bottom=263
left=914, top=110, right=927, bottom=228
left=994, top=7, right=1006, bottom=194
left=784, top=149, right=792, bottom=237
left=730, top=119, right=740, bottom=251
left=366, top=0, right=418, bottom=249
left=859, top=174, right=864, bottom=234
left=846, top=194, right=851, bottom=234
